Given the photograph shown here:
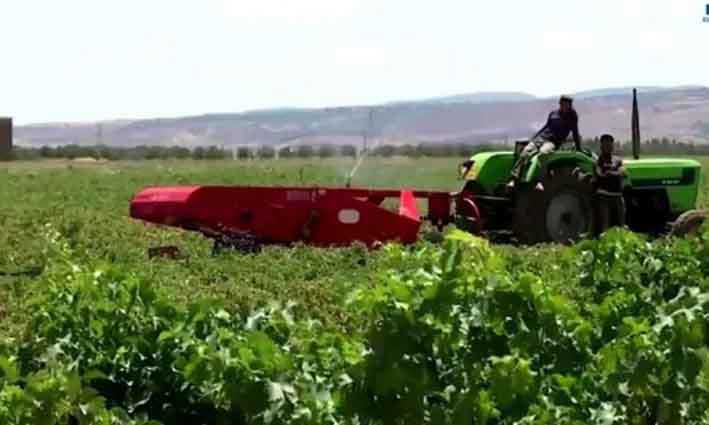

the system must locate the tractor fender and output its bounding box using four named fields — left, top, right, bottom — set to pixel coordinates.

left=547, top=157, right=590, bottom=171
left=524, top=154, right=594, bottom=183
